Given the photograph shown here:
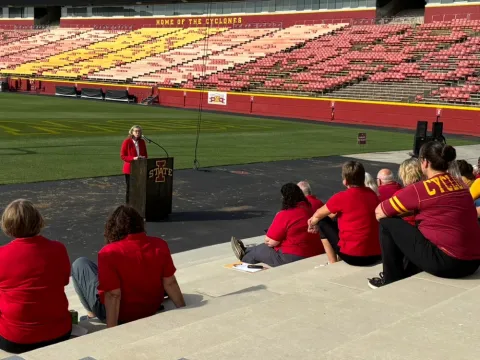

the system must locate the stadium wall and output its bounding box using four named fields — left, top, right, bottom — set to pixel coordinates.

left=7, top=79, right=479, bottom=136
left=59, top=9, right=376, bottom=28
left=0, top=19, right=34, bottom=28
left=159, top=89, right=480, bottom=136
left=424, top=2, right=480, bottom=22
